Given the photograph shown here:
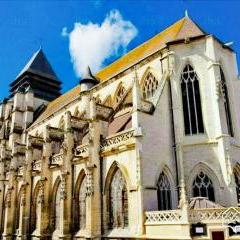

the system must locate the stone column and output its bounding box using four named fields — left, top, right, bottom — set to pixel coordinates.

left=58, top=111, right=74, bottom=240
left=85, top=97, right=101, bottom=237
left=132, top=70, right=145, bottom=236
left=38, top=127, right=52, bottom=239
left=2, top=170, right=17, bottom=240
